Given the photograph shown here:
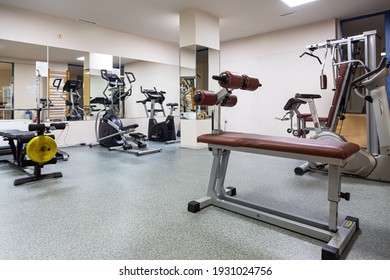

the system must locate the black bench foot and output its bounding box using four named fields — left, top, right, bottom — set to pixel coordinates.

left=14, top=172, right=63, bottom=186
left=188, top=201, right=200, bottom=213
left=322, top=245, right=339, bottom=260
